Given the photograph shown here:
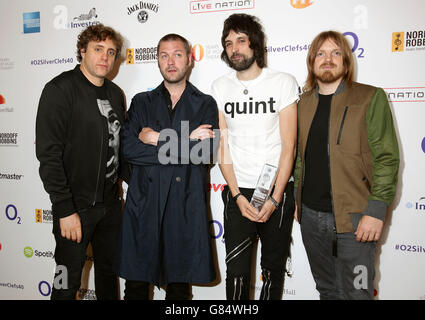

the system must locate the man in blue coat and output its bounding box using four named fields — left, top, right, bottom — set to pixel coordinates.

left=117, top=34, right=219, bottom=300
